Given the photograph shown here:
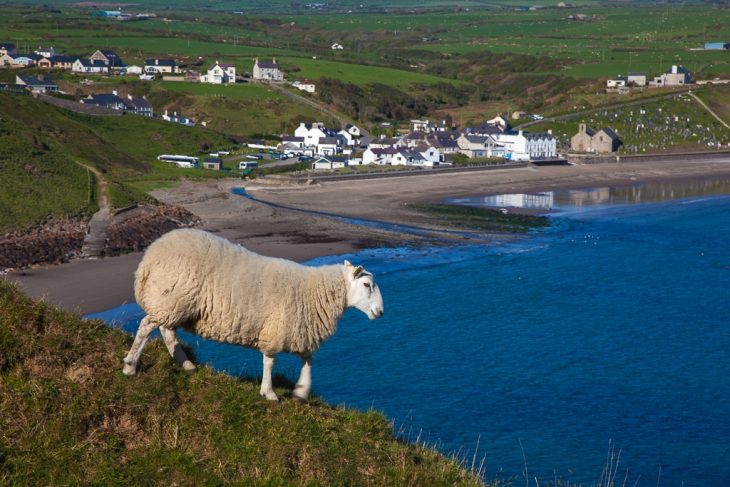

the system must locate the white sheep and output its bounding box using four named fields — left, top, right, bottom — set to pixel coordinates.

left=122, top=228, right=384, bottom=401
